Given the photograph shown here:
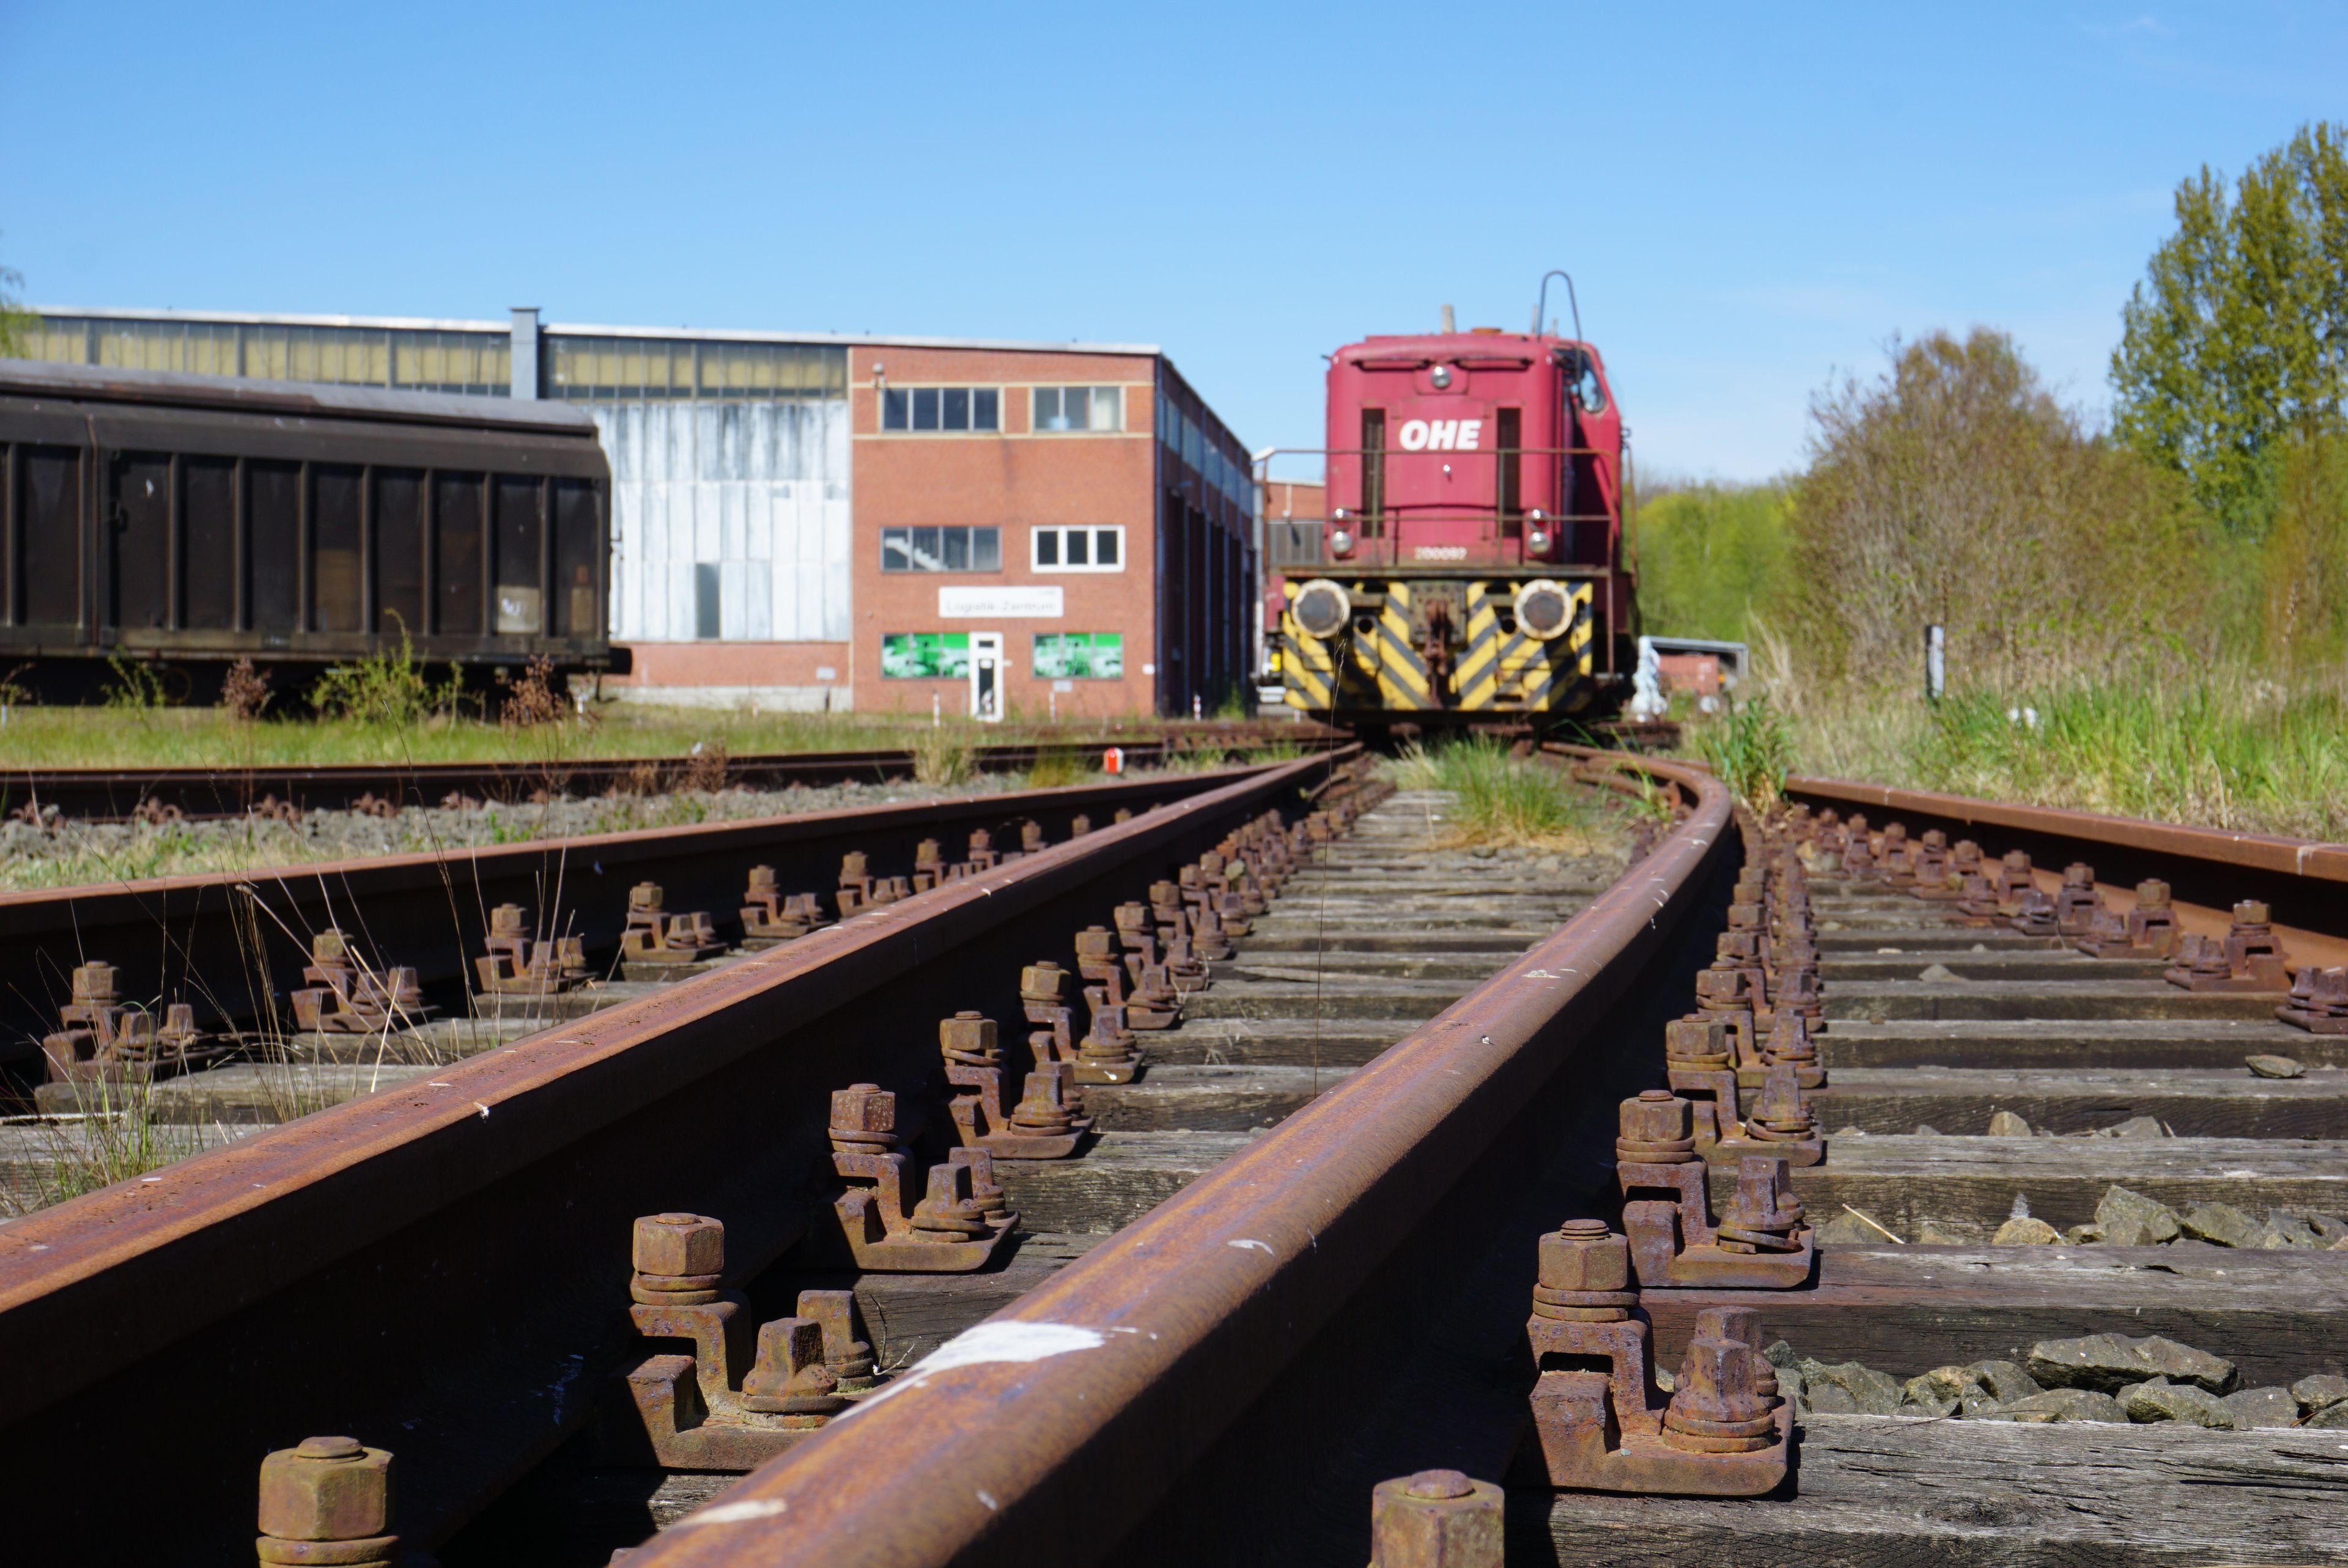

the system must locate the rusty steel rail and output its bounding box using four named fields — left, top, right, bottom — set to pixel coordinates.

left=1780, top=775, right=2348, bottom=928
left=0, top=753, right=1346, bottom=1559
left=0, top=766, right=1292, bottom=1067
left=0, top=721, right=1344, bottom=822
left=618, top=755, right=1737, bottom=1567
